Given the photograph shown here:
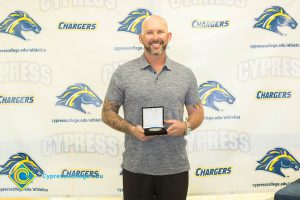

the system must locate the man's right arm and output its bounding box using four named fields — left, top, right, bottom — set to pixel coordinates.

left=102, top=99, right=152, bottom=141
left=102, top=99, right=132, bottom=134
